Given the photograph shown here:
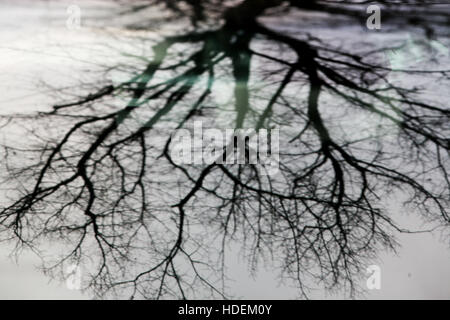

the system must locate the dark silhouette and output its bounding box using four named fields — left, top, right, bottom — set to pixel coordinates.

left=0, top=0, right=448, bottom=299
